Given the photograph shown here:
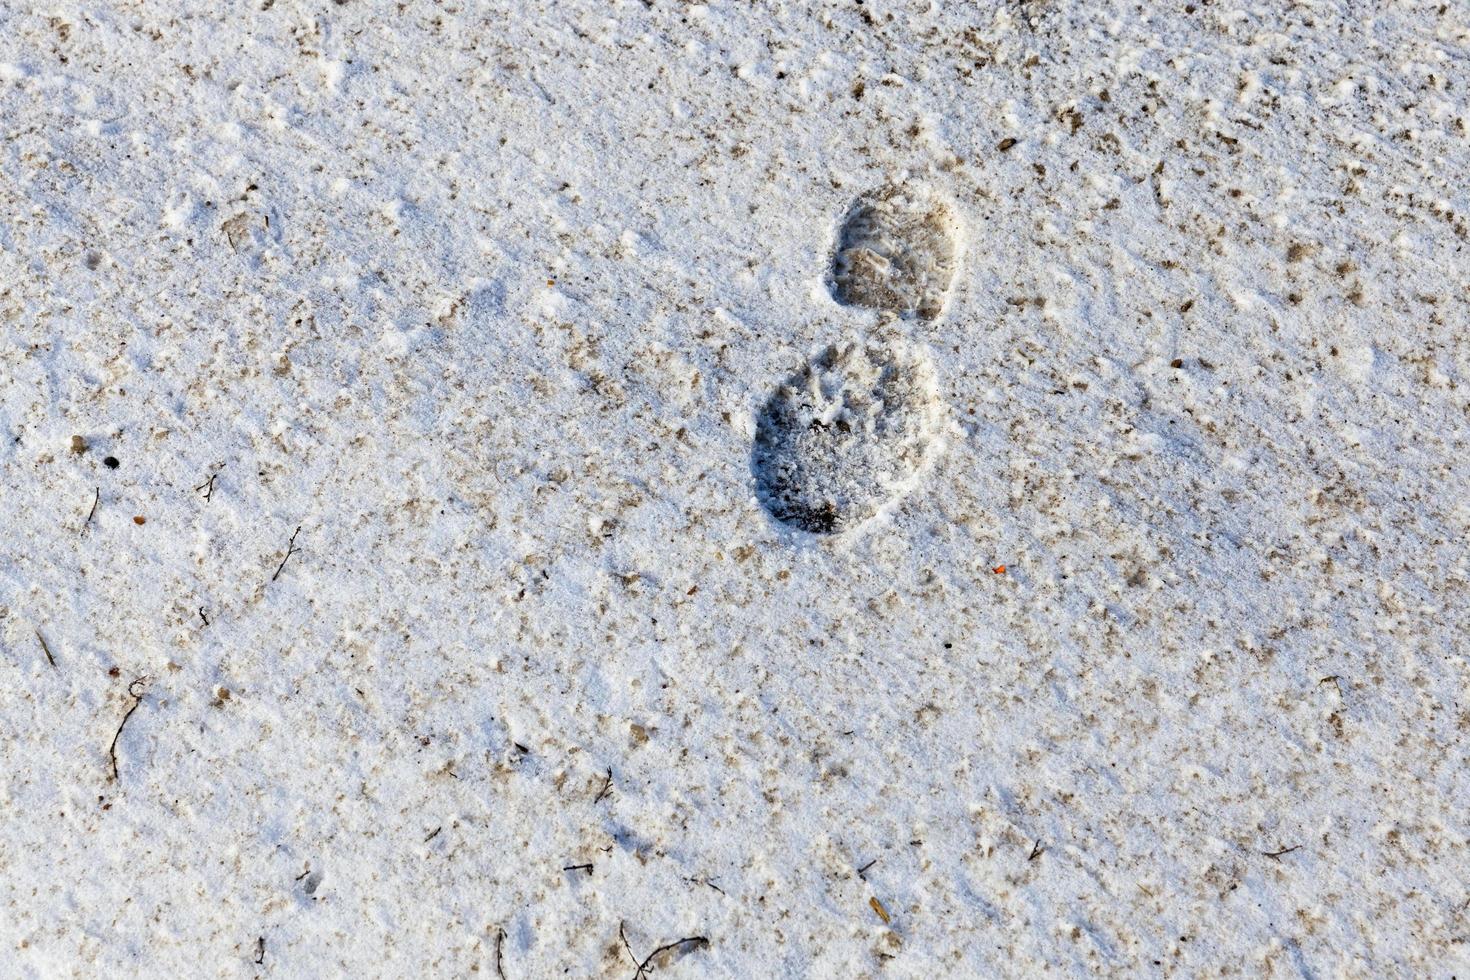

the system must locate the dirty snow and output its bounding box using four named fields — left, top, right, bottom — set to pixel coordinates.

left=1, top=0, right=1468, bottom=975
